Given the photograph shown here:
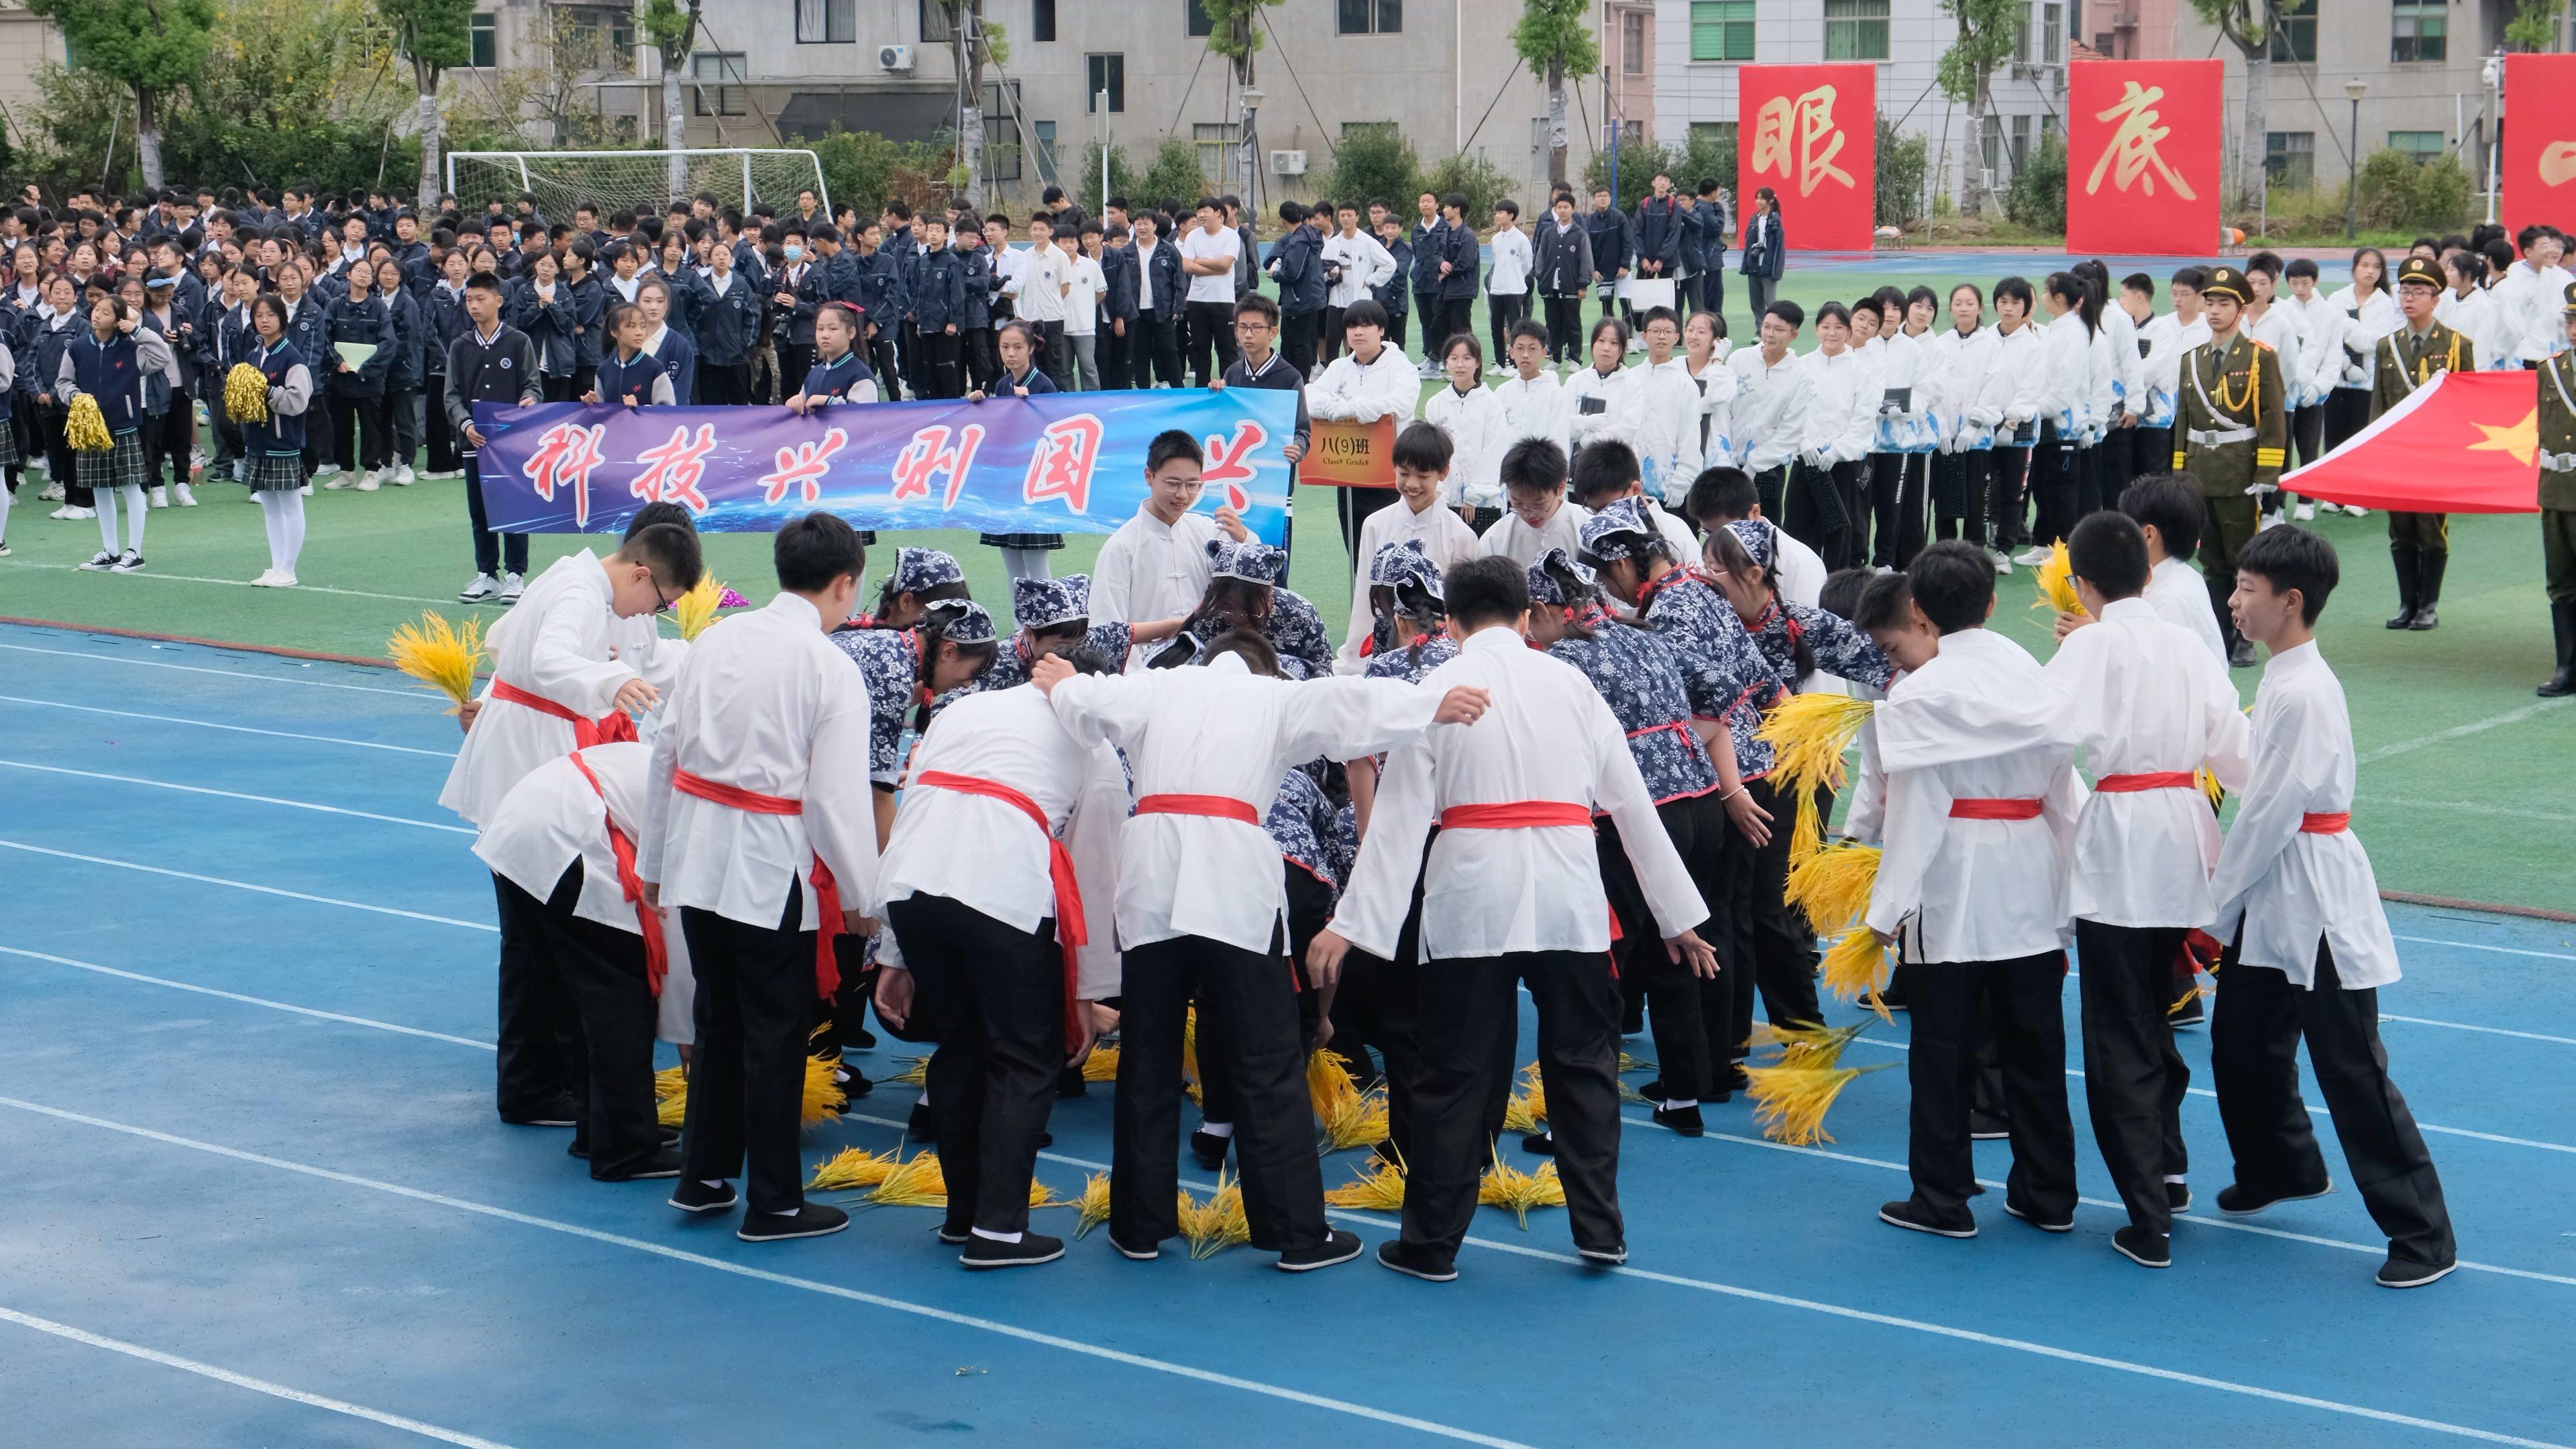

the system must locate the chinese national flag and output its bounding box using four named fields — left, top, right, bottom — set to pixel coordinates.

left=2281, top=371, right=2542, bottom=514
left=2502, top=54, right=2576, bottom=239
